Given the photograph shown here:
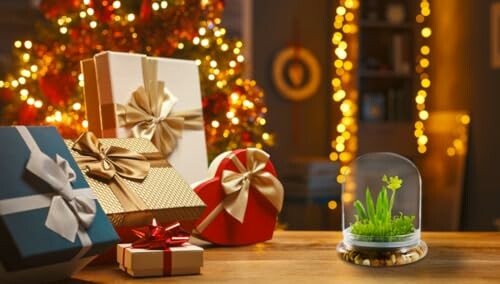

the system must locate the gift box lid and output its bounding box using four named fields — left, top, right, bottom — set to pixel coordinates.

left=0, top=126, right=119, bottom=271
